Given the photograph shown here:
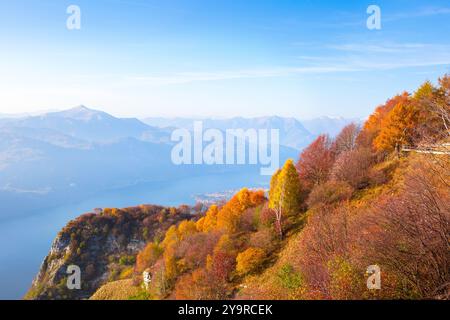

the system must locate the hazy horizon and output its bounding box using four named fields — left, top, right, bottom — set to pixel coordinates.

left=0, top=104, right=366, bottom=121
